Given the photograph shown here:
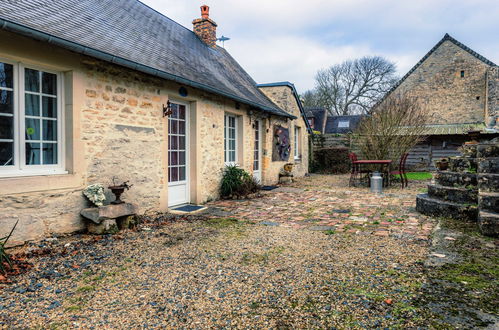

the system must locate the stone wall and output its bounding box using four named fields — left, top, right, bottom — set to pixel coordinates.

left=393, top=40, right=490, bottom=125
left=258, top=85, right=309, bottom=184
left=486, top=67, right=499, bottom=129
